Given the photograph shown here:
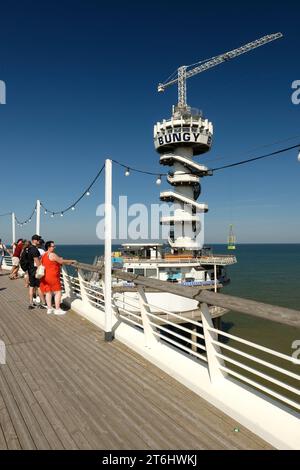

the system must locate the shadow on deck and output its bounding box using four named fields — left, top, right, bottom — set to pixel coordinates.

left=0, top=274, right=271, bottom=450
